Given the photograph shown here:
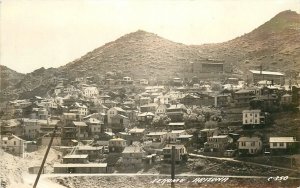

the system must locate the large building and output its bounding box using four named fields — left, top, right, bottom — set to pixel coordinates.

left=249, top=70, right=285, bottom=85
left=190, top=60, right=224, bottom=74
